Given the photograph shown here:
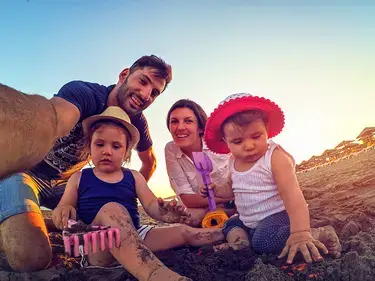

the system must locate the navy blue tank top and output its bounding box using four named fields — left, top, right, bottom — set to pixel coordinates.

left=76, top=168, right=140, bottom=229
